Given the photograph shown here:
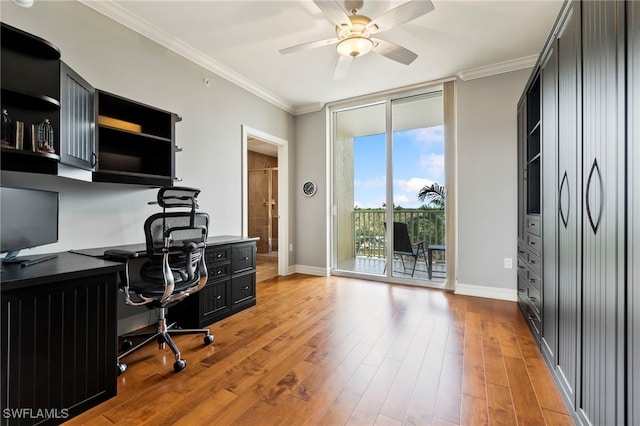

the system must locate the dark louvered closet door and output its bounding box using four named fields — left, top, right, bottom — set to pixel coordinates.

left=579, top=1, right=626, bottom=424
left=555, top=0, right=581, bottom=408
